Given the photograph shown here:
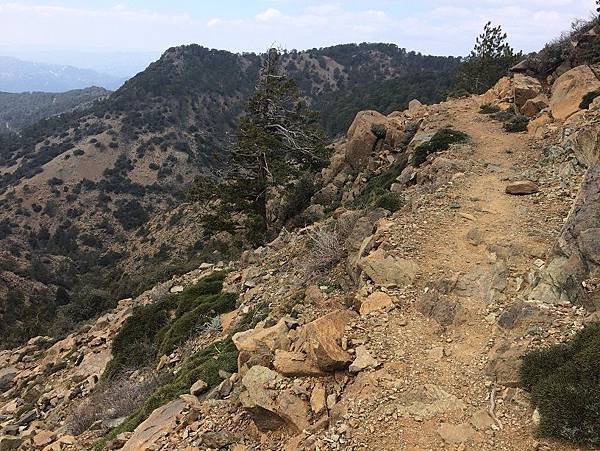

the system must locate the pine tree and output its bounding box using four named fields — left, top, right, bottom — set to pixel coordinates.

left=456, top=22, right=522, bottom=94
left=189, top=48, right=328, bottom=244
